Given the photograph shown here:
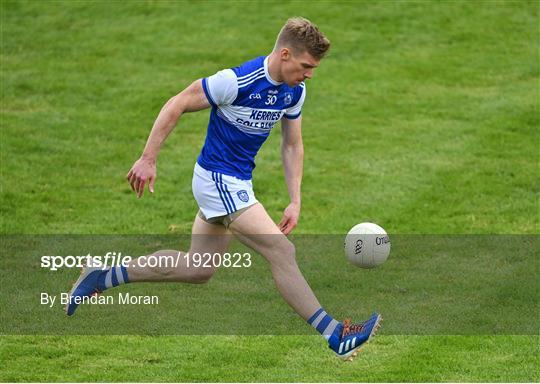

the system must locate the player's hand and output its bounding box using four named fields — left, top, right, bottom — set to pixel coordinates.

left=126, top=156, right=156, bottom=198
left=278, top=202, right=300, bottom=235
